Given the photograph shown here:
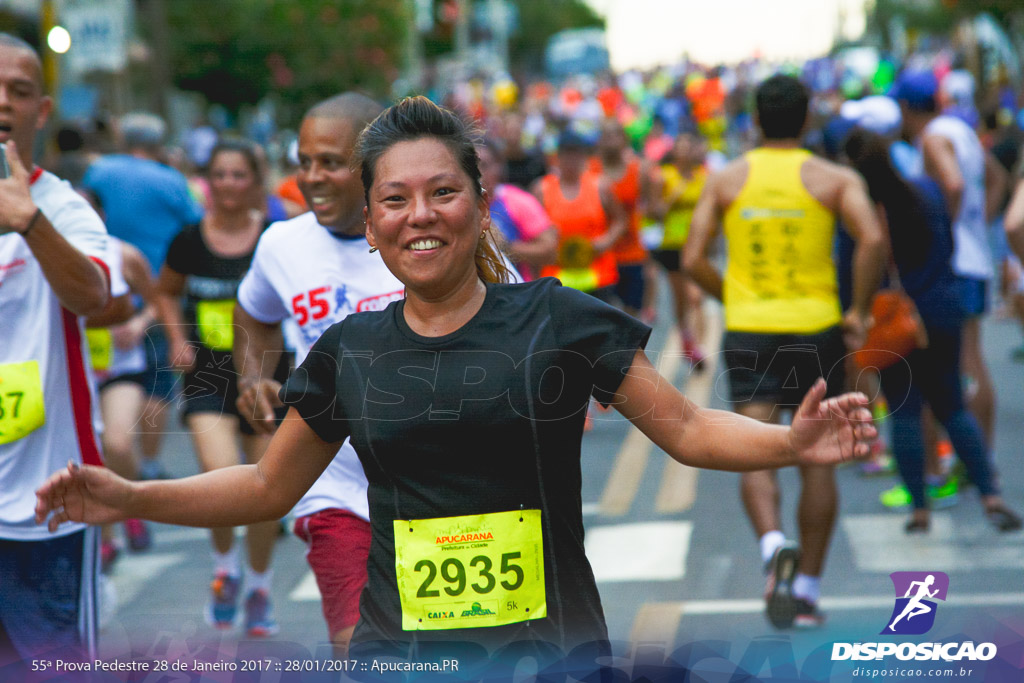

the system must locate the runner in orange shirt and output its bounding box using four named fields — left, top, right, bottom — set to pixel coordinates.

left=591, top=119, right=650, bottom=317
left=534, top=129, right=625, bottom=302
